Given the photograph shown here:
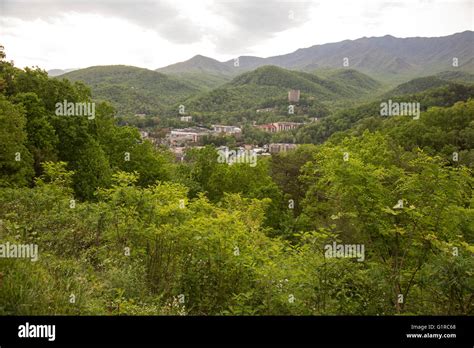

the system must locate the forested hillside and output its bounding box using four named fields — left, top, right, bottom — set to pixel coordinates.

left=296, top=83, right=474, bottom=144
left=61, top=65, right=200, bottom=116
left=172, top=66, right=382, bottom=126
left=158, top=31, right=474, bottom=84
left=0, top=44, right=473, bottom=316
left=234, top=30, right=474, bottom=83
